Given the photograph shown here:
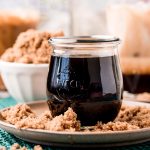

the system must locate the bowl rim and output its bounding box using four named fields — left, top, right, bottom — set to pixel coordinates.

left=0, top=60, right=49, bottom=68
